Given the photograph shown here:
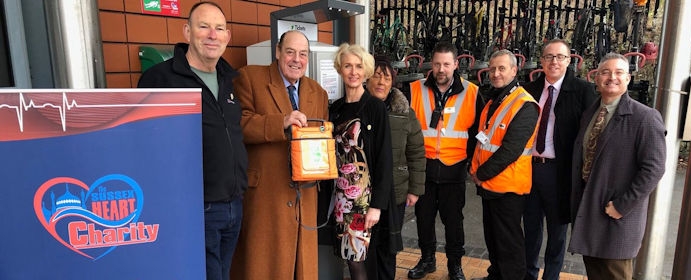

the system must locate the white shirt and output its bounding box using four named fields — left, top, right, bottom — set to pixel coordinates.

left=532, top=75, right=565, bottom=158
